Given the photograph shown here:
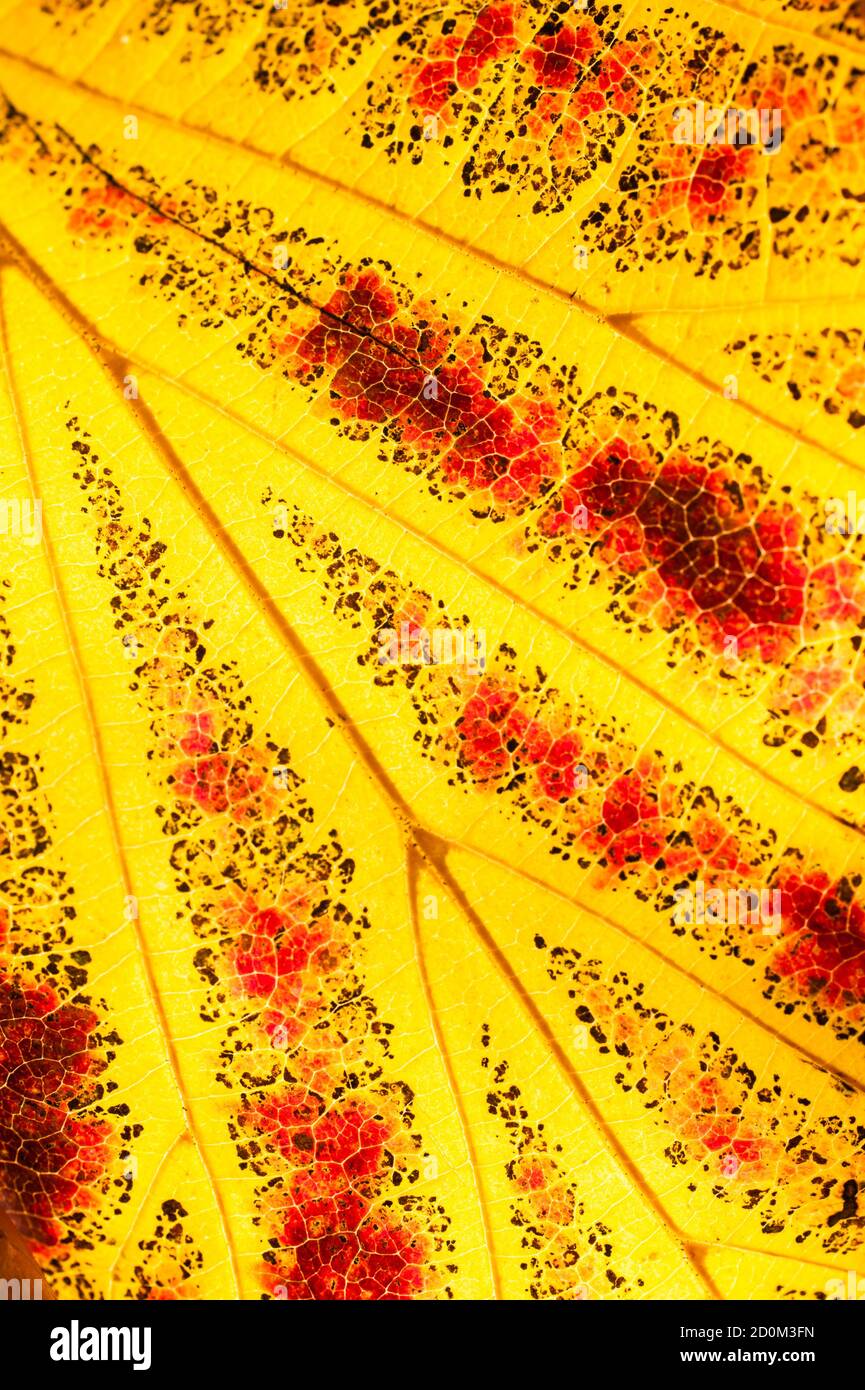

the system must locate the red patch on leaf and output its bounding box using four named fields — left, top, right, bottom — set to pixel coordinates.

left=526, top=22, right=596, bottom=90
left=457, top=679, right=584, bottom=800
left=547, top=439, right=807, bottom=659
left=411, top=4, right=517, bottom=114
left=774, top=871, right=865, bottom=1005
left=0, top=976, right=111, bottom=1246
left=281, top=270, right=561, bottom=507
